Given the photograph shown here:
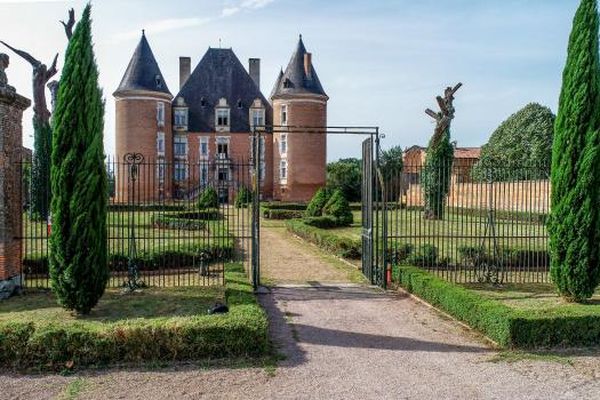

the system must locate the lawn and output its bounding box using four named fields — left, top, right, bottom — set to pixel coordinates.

left=0, top=263, right=270, bottom=371
left=21, top=205, right=253, bottom=288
